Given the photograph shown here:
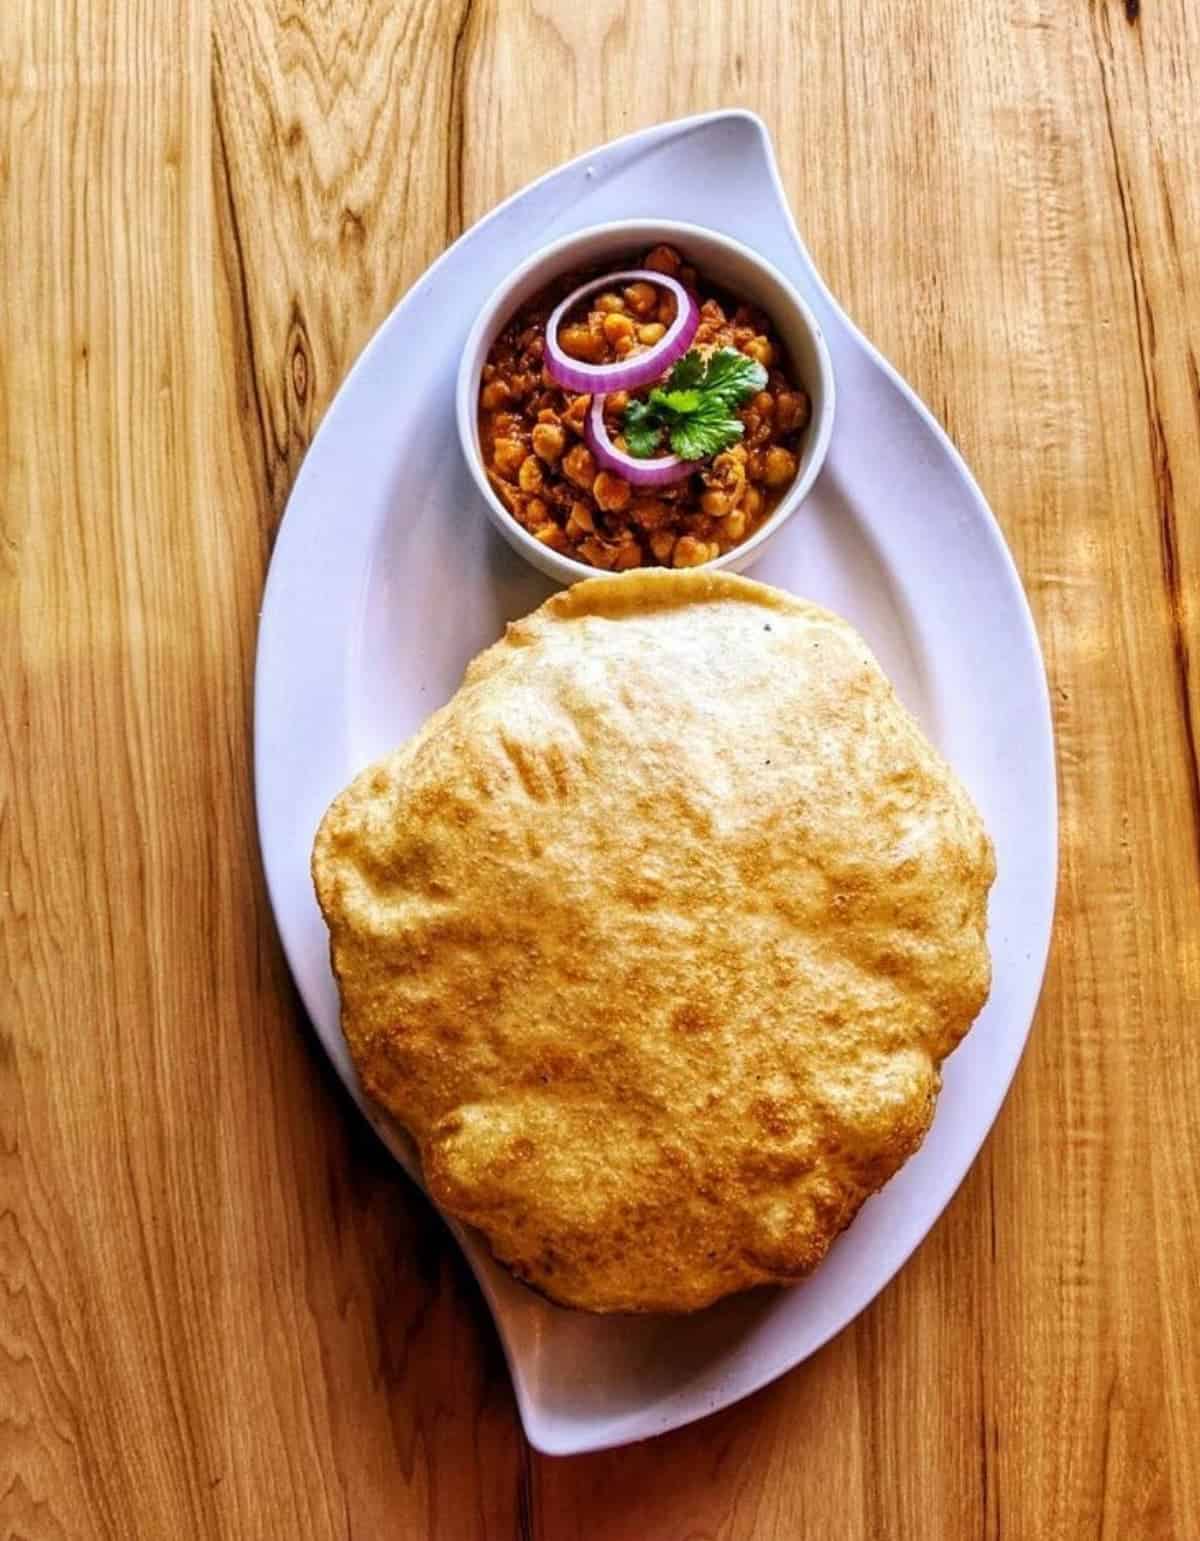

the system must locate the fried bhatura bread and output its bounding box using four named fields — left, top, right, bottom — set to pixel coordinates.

left=312, top=571, right=995, bottom=1313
